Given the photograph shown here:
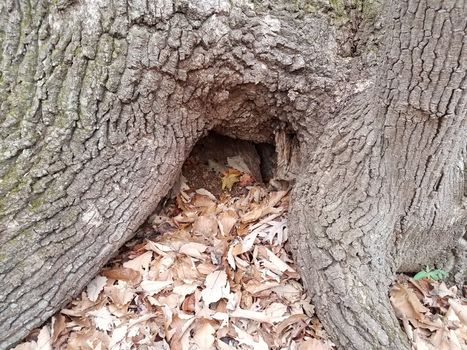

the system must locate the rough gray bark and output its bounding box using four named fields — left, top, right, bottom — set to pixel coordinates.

left=0, top=0, right=465, bottom=349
